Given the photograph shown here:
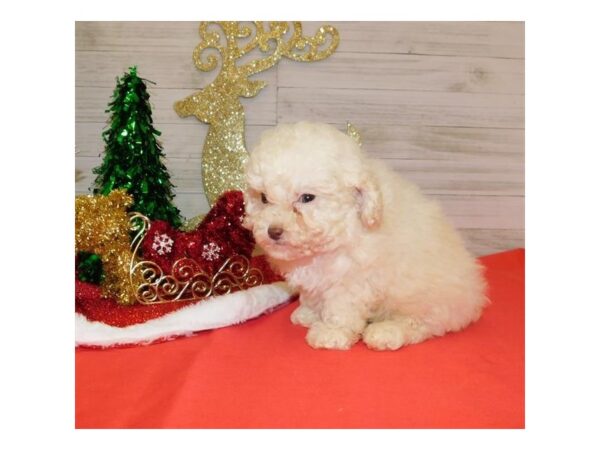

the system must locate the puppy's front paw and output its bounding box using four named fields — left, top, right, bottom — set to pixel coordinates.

left=362, top=321, right=406, bottom=351
left=290, top=304, right=319, bottom=327
left=306, top=322, right=358, bottom=350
